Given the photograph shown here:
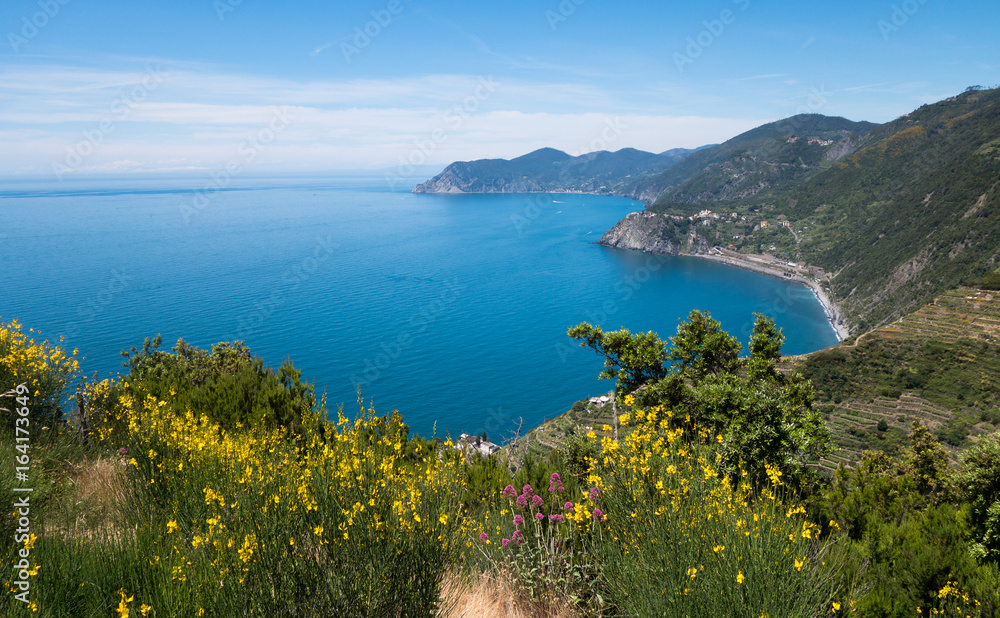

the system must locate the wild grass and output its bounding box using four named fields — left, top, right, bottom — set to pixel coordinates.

left=1, top=318, right=997, bottom=616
